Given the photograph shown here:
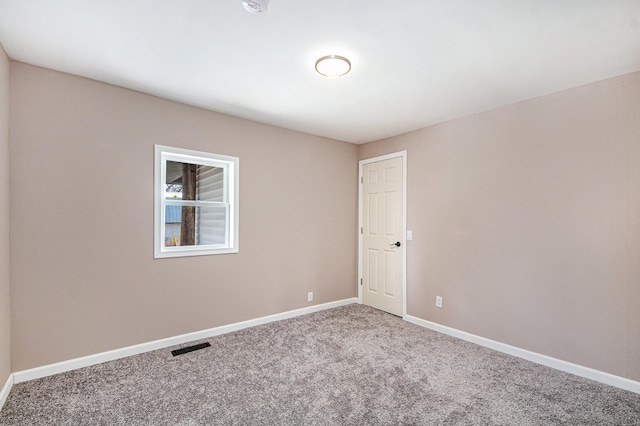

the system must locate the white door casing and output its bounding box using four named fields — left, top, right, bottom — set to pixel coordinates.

left=359, top=152, right=406, bottom=317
